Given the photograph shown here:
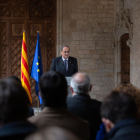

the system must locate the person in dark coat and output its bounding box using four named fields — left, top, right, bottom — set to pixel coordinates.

left=28, top=71, right=89, bottom=140
left=95, top=82, right=140, bottom=140
left=8, top=76, right=34, bottom=117
left=50, top=45, right=78, bottom=76
left=0, top=78, right=37, bottom=140
left=67, top=72, right=102, bottom=140
left=101, top=90, right=140, bottom=140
